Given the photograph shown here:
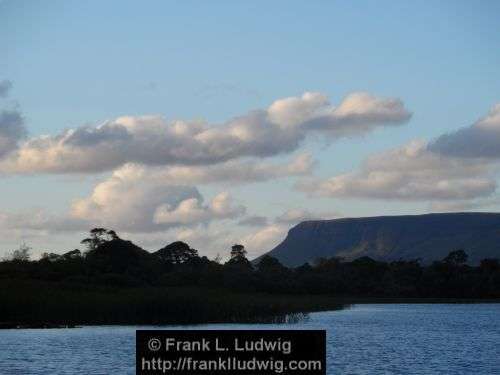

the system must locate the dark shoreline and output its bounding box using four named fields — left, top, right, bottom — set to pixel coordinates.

left=2, top=297, right=498, bottom=330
